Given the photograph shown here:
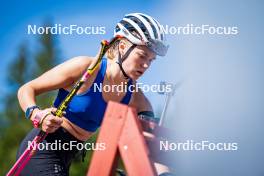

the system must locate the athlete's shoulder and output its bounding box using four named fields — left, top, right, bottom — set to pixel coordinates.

left=65, top=55, right=94, bottom=69
left=61, top=56, right=94, bottom=73
left=51, top=56, right=94, bottom=82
